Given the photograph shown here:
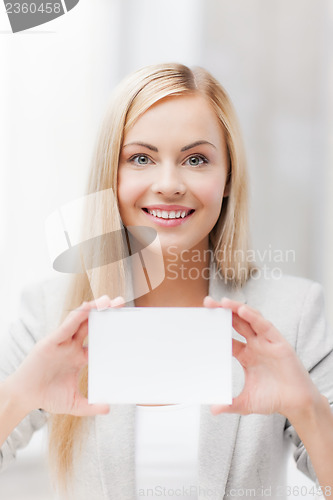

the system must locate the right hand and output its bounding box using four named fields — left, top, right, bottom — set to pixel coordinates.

left=7, top=295, right=125, bottom=417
